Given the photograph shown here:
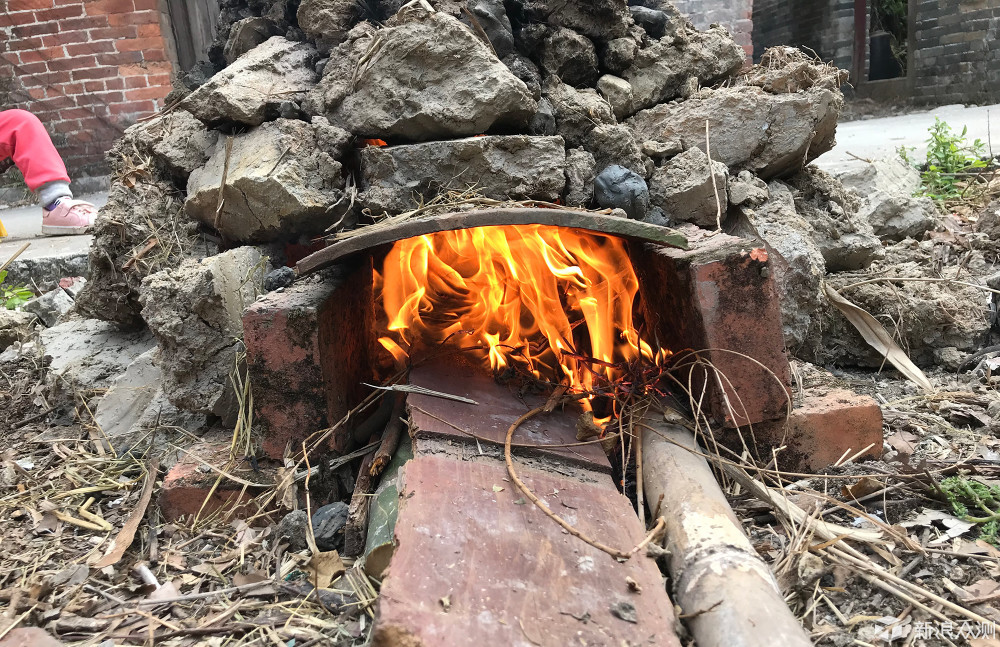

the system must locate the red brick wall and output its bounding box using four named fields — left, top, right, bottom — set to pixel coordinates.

left=0, top=0, right=175, bottom=178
